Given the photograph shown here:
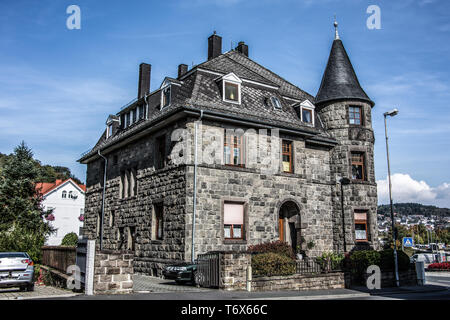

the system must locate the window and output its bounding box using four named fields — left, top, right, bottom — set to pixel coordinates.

left=224, top=82, right=239, bottom=102
left=224, top=202, right=244, bottom=240
left=96, top=212, right=101, bottom=238
left=224, top=132, right=245, bottom=167
left=109, top=211, right=114, bottom=228
left=126, top=226, right=136, bottom=251
left=68, top=191, right=73, bottom=199
left=62, top=191, right=67, bottom=199
left=302, top=108, right=313, bottom=124
left=153, top=203, right=164, bottom=240
left=155, top=135, right=166, bottom=169
left=120, top=169, right=137, bottom=198
left=107, top=124, right=113, bottom=138
left=349, top=106, right=362, bottom=125
left=355, top=211, right=368, bottom=242
left=271, top=96, right=282, bottom=109
left=162, top=86, right=171, bottom=108
left=138, top=104, right=145, bottom=120
left=351, top=152, right=366, bottom=180
left=125, top=112, right=130, bottom=128
left=282, top=140, right=293, bottom=173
